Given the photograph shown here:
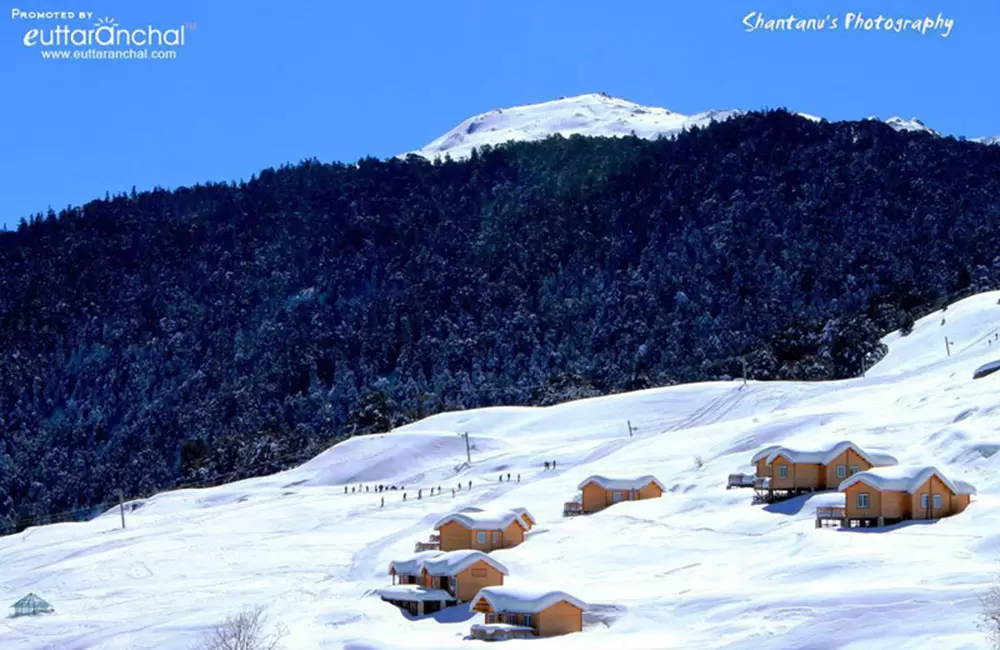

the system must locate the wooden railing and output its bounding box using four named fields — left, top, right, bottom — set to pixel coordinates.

left=414, top=540, right=440, bottom=552
left=470, top=624, right=535, bottom=641
left=816, top=506, right=846, bottom=519
left=563, top=501, right=583, bottom=517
